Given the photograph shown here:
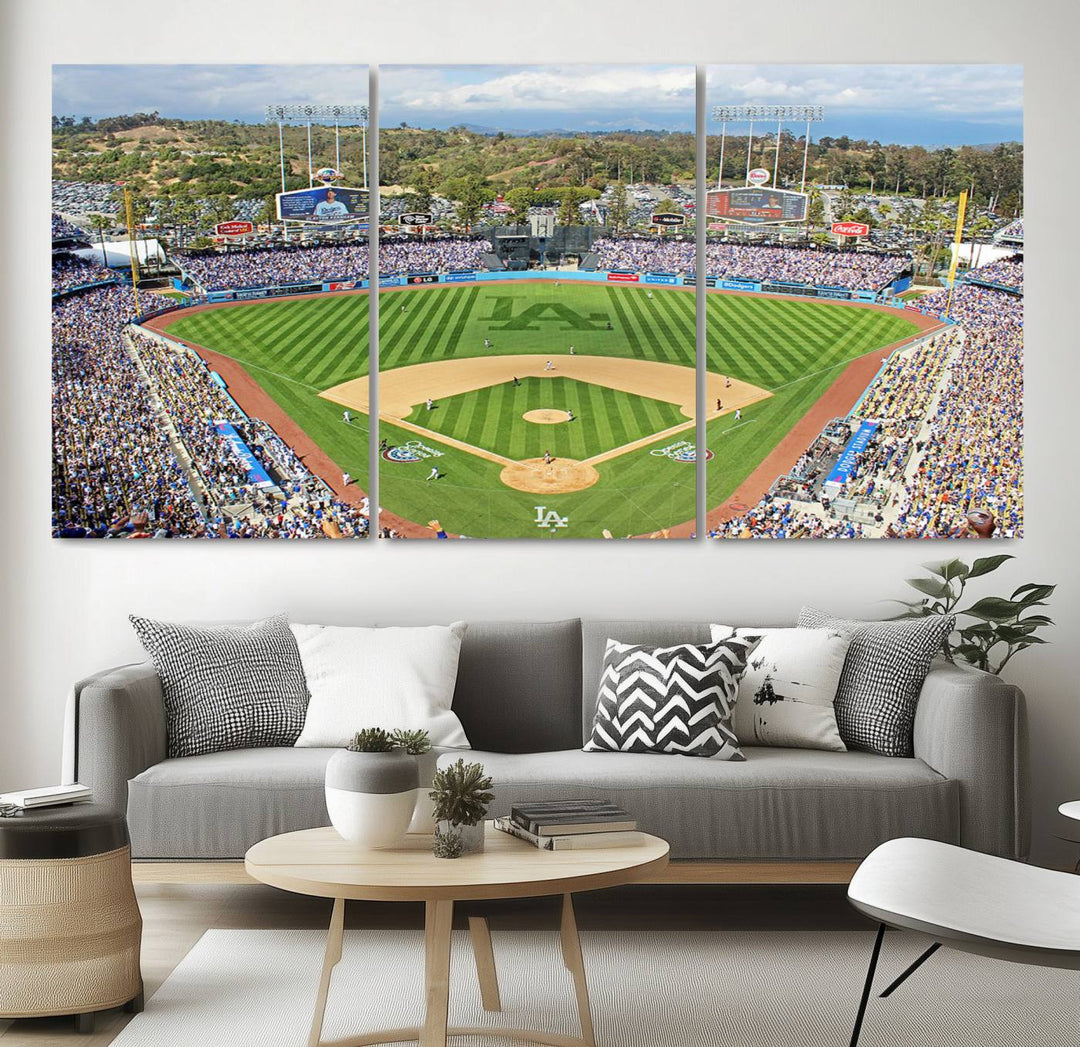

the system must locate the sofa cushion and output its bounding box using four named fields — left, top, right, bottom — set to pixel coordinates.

left=127, top=747, right=336, bottom=859
left=581, top=620, right=712, bottom=742
left=463, top=747, right=958, bottom=861
left=452, top=619, right=582, bottom=753
left=583, top=636, right=756, bottom=760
